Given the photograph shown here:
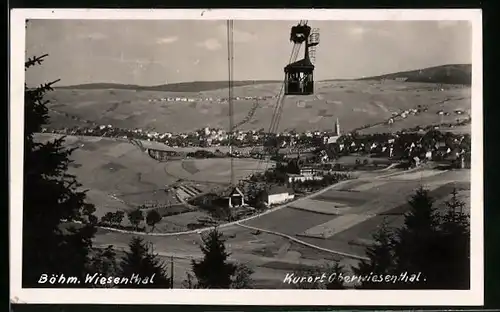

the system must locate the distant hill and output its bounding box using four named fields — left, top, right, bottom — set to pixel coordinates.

left=55, top=64, right=471, bottom=92
left=55, top=80, right=282, bottom=92
left=358, top=64, right=472, bottom=85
